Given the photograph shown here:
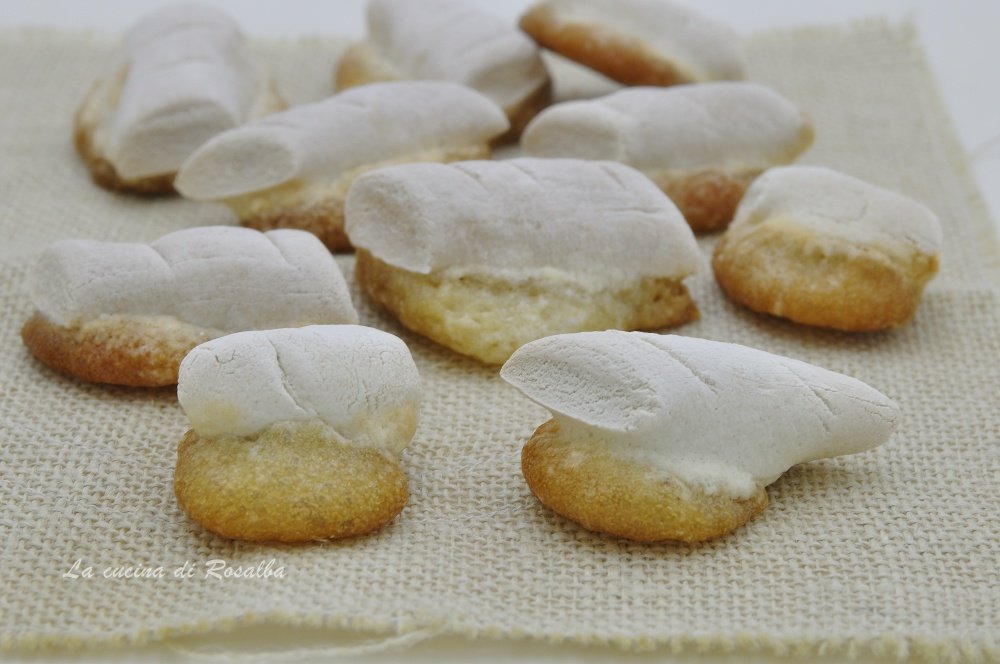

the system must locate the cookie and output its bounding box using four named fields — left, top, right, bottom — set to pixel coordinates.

left=22, top=227, right=357, bottom=386
left=345, top=158, right=702, bottom=364
left=501, top=331, right=900, bottom=542
left=174, top=325, right=420, bottom=542
left=712, top=166, right=943, bottom=331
